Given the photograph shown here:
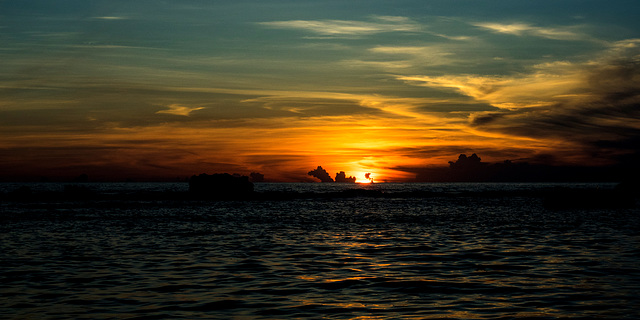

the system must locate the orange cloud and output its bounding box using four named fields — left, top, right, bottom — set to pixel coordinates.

left=156, top=104, right=205, bottom=116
